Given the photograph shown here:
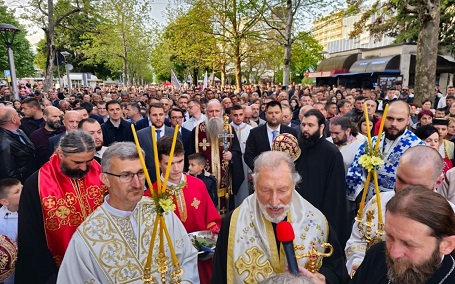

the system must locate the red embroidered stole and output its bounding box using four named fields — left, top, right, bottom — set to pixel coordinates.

left=38, top=154, right=107, bottom=267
